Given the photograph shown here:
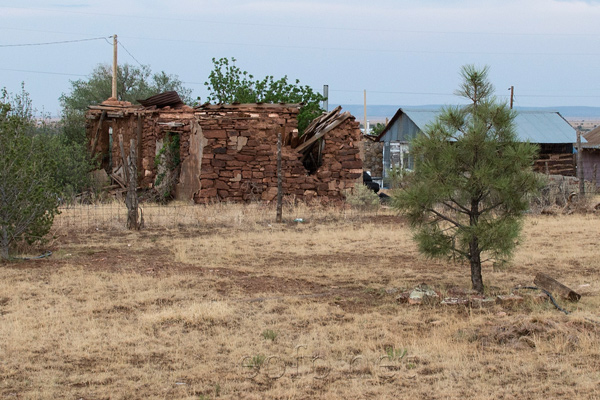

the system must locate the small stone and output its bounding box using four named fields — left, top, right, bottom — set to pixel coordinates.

left=441, top=297, right=469, bottom=306
left=408, top=284, right=440, bottom=305
left=496, top=294, right=524, bottom=306
left=470, top=297, right=496, bottom=308
left=396, top=291, right=411, bottom=304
